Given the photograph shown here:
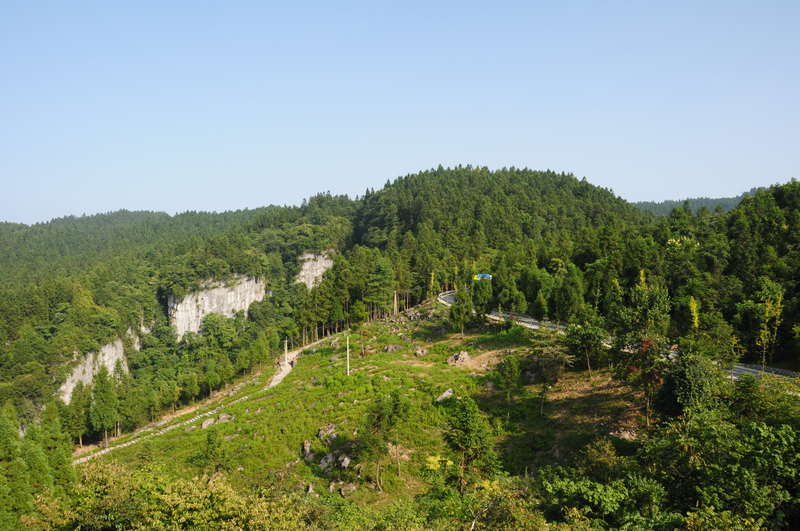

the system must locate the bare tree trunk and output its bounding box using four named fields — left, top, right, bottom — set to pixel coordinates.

left=585, top=347, right=593, bottom=380
left=395, top=439, right=402, bottom=477
left=460, top=451, right=465, bottom=494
